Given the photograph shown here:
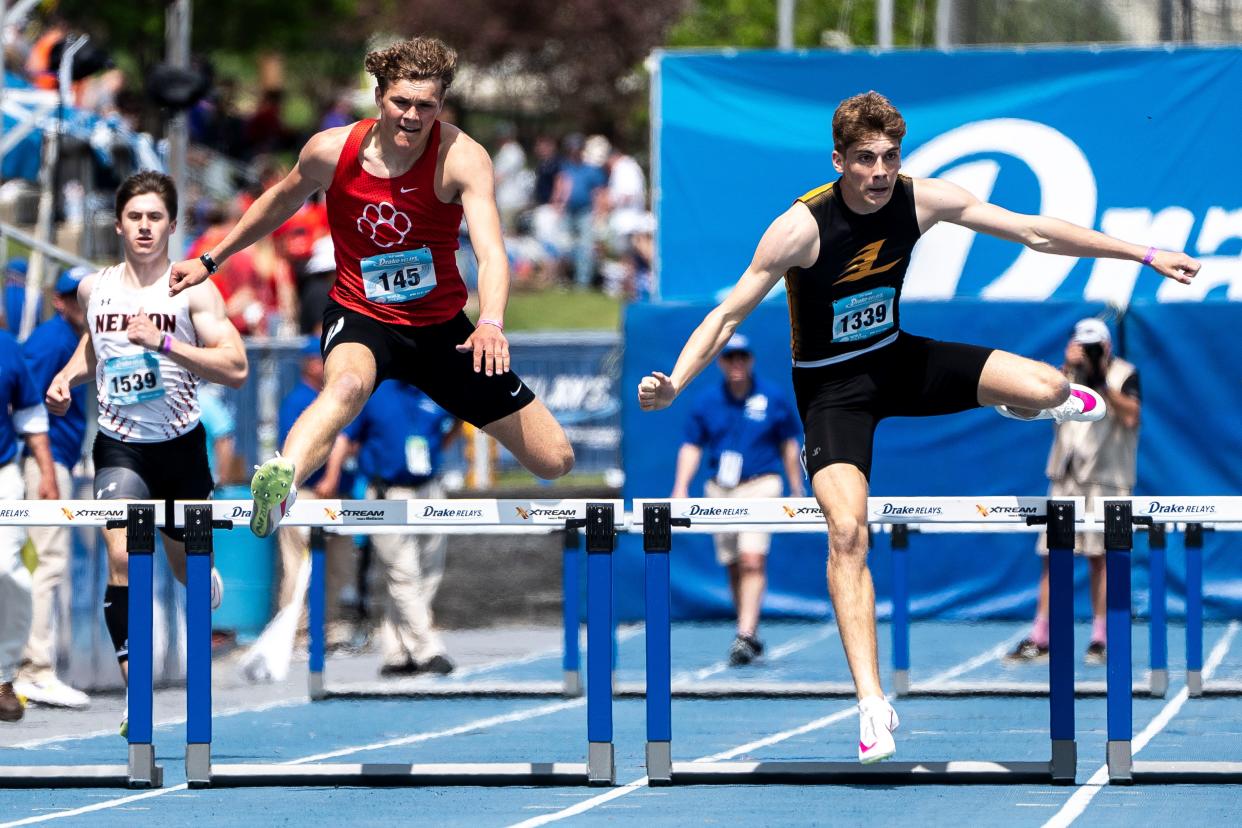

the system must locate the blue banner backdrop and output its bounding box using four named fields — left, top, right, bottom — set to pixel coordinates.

left=616, top=300, right=1242, bottom=623
left=653, top=47, right=1242, bottom=306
